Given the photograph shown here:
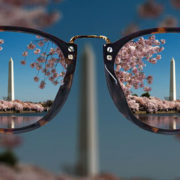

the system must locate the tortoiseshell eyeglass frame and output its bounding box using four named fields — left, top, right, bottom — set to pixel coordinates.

left=0, top=26, right=179, bottom=135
